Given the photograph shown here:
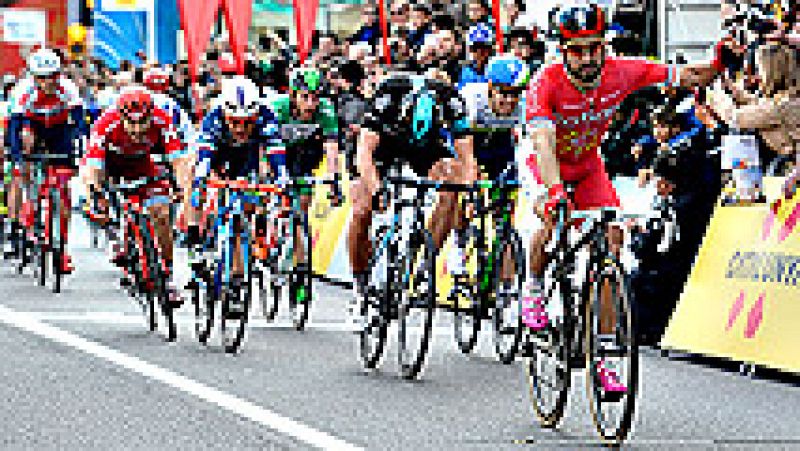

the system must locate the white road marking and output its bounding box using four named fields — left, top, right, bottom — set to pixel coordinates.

left=0, top=305, right=361, bottom=451
left=22, top=311, right=468, bottom=335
